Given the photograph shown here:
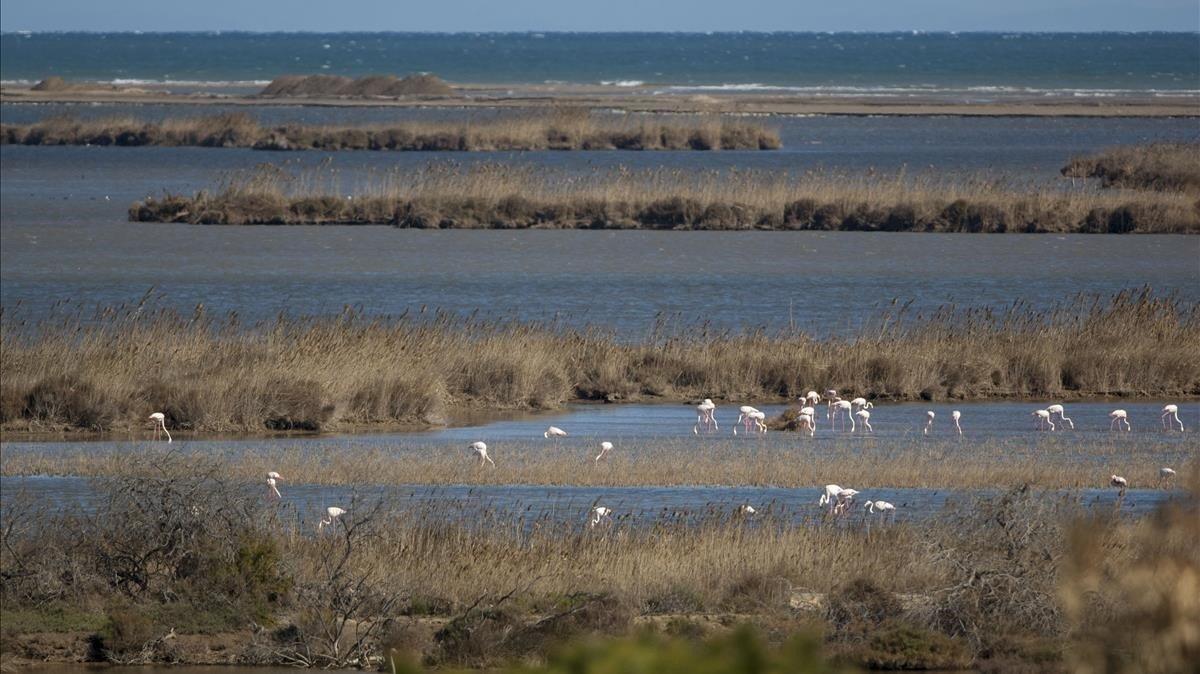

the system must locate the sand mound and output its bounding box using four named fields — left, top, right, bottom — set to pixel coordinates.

left=31, top=76, right=73, bottom=91
left=259, top=74, right=456, bottom=98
